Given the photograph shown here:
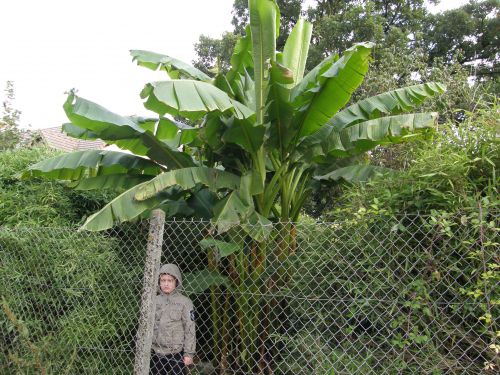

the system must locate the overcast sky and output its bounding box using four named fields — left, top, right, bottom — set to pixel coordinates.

left=0, top=0, right=469, bottom=130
